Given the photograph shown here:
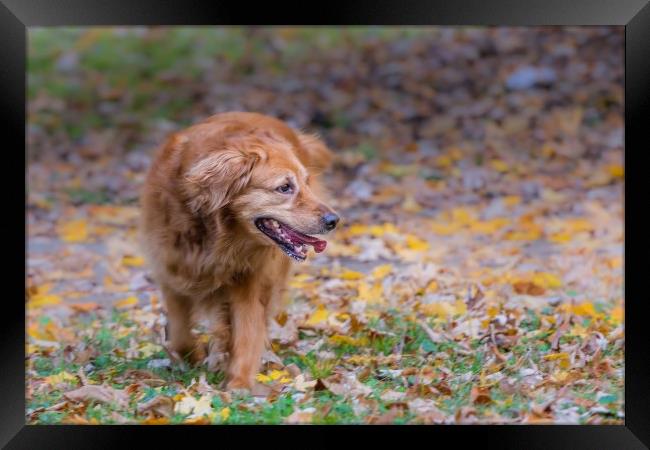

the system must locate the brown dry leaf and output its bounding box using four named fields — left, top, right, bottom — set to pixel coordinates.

left=455, top=406, right=478, bottom=424
left=285, top=363, right=302, bottom=378
left=320, top=372, right=372, bottom=398
left=137, top=395, right=174, bottom=418
left=69, top=302, right=101, bottom=313
left=120, top=369, right=166, bottom=387
left=293, top=374, right=318, bottom=392
left=268, top=317, right=299, bottom=344
left=434, top=381, right=453, bottom=396
left=408, top=398, right=446, bottom=423
left=368, top=408, right=403, bottom=424
left=470, top=386, right=493, bottom=405
left=407, top=384, right=440, bottom=398
left=512, top=281, right=545, bottom=296
left=285, top=408, right=315, bottom=424
left=63, top=414, right=97, bottom=425
left=64, top=385, right=129, bottom=408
